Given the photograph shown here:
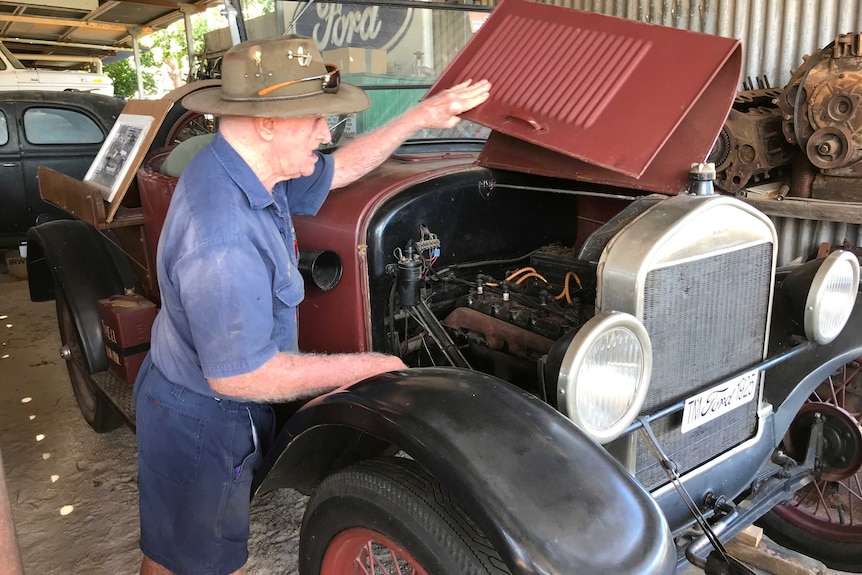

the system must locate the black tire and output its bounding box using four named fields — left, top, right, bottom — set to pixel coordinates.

left=758, top=510, right=862, bottom=572
left=299, top=457, right=510, bottom=575
left=56, top=294, right=123, bottom=433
